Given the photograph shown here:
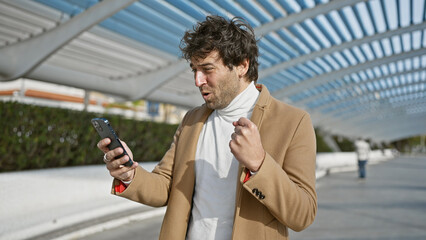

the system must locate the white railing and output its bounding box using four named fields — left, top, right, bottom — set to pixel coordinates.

left=315, top=149, right=396, bottom=179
